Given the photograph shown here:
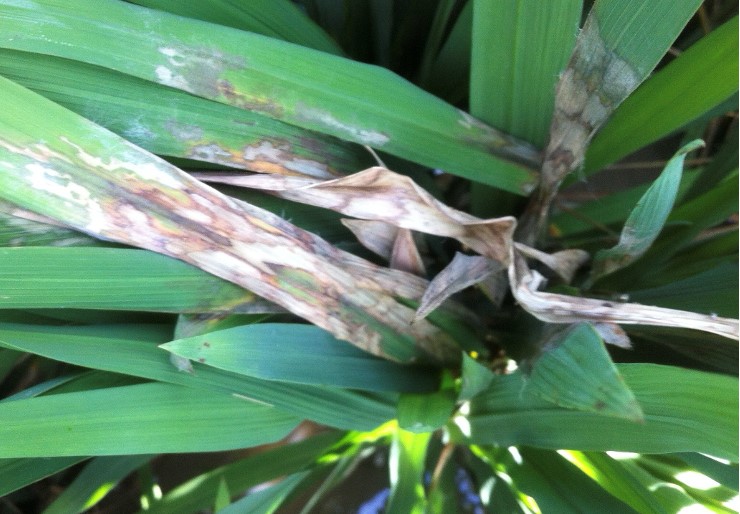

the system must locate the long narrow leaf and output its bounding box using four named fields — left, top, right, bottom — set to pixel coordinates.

left=0, top=382, right=300, bottom=457
left=0, top=75, right=458, bottom=364
left=455, top=364, right=738, bottom=460
left=161, top=323, right=440, bottom=392
left=470, top=0, right=582, bottom=147
left=586, top=17, right=739, bottom=173
left=0, top=49, right=366, bottom=178
left=0, top=0, right=540, bottom=193
left=0, top=322, right=396, bottom=430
